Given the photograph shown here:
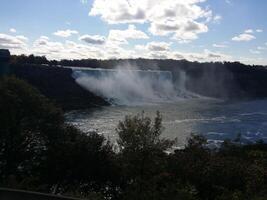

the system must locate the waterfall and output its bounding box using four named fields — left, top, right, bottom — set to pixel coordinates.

left=71, top=67, right=193, bottom=105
